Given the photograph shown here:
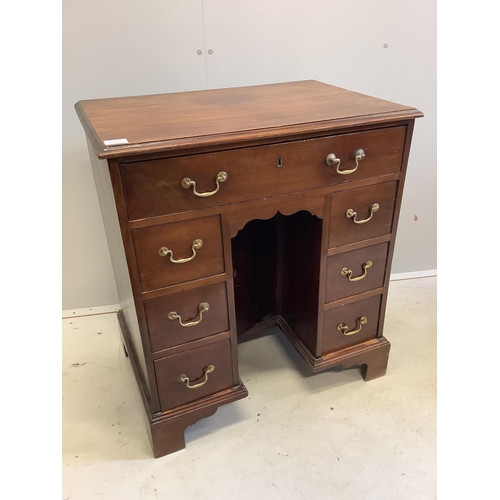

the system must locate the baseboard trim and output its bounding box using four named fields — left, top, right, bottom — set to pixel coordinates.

left=62, top=304, right=120, bottom=319
left=389, top=269, right=437, bottom=281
